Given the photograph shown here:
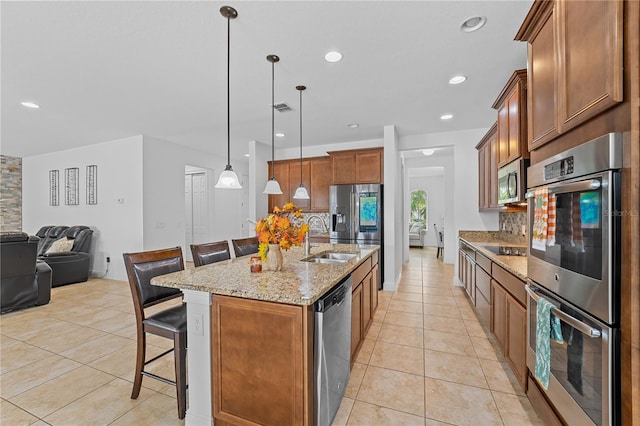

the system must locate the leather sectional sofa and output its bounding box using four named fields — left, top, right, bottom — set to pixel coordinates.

left=36, top=225, right=94, bottom=287
left=1, top=232, right=52, bottom=314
